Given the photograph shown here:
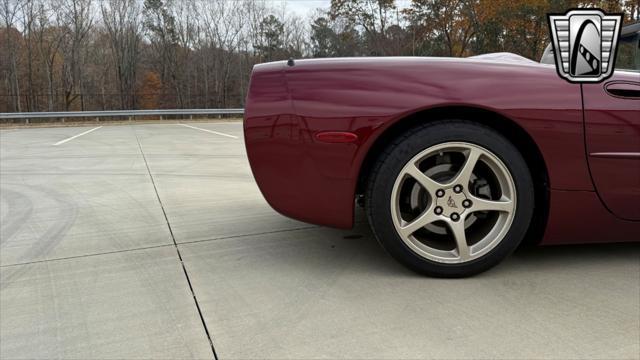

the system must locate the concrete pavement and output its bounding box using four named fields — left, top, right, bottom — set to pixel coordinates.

left=1, top=122, right=638, bottom=359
